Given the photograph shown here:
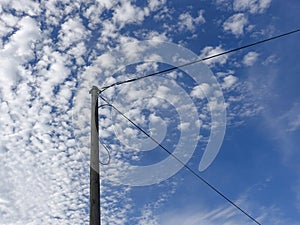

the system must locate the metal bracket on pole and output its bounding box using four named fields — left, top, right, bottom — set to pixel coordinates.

left=89, top=86, right=100, bottom=225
